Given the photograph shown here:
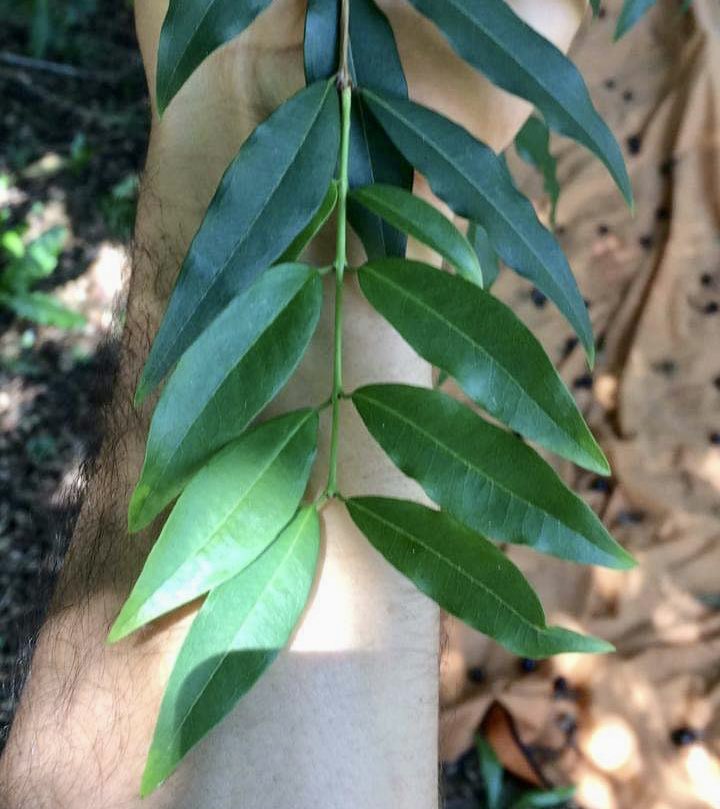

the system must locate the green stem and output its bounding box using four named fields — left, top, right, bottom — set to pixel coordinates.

left=326, top=85, right=352, bottom=498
